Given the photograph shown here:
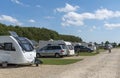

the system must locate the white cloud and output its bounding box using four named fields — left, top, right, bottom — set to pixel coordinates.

left=60, top=8, right=120, bottom=26
left=56, top=4, right=120, bottom=27
left=0, top=15, right=22, bottom=25
left=11, top=0, right=23, bottom=5
left=104, top=23, right=120, bottom=29
left=11, top=0, right=29, bottom=7
left=93, top=26, right=96, bottom=29
left=89, top=26, right=97, bottom=32
left=94, top=8, right=120, bottom=20
left=56, top=3, right=79, bottom=13
left=78, top=30, right=82, bottom=32
left=44, top=16, right=55, bottom=19
left=62, top=12, right=84, bottom=26
left=28, top=19, right=36, bottom=23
